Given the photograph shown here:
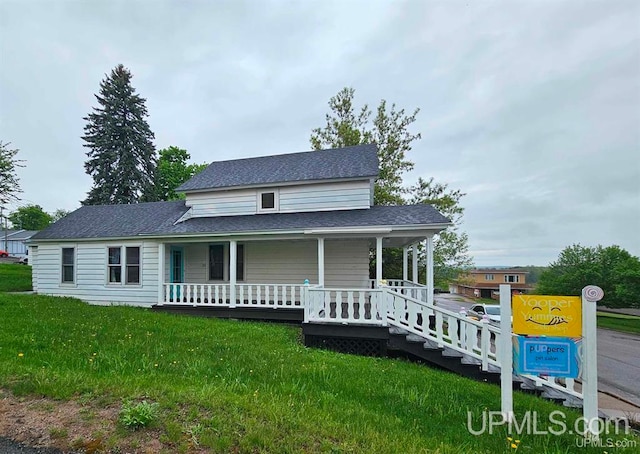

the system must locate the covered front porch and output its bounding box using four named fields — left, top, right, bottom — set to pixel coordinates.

left=153, top=231, right=436, bottom=320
